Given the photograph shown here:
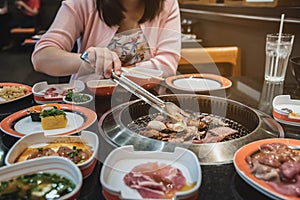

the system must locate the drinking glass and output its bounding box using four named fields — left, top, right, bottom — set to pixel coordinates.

left=264, top=33, right=294, bottom=82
